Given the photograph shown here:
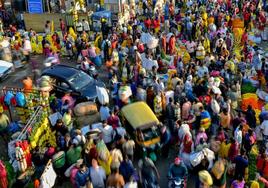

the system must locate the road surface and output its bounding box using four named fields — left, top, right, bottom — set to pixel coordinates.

left=0, top=54, right=185, bottom=188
